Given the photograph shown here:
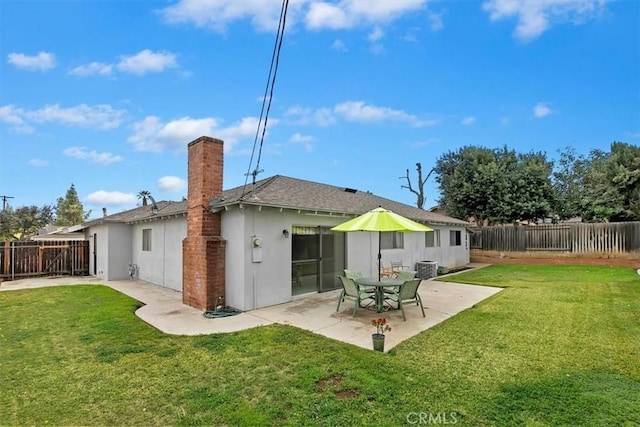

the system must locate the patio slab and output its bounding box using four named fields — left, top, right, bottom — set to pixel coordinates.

left=0, top=266, right=502, bottom=352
